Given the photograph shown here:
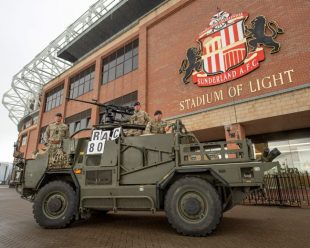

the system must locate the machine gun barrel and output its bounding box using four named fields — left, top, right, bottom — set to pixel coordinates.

left=66, top=98, right=134, bottom=123
left=66, top=98, right=133, bottom=114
